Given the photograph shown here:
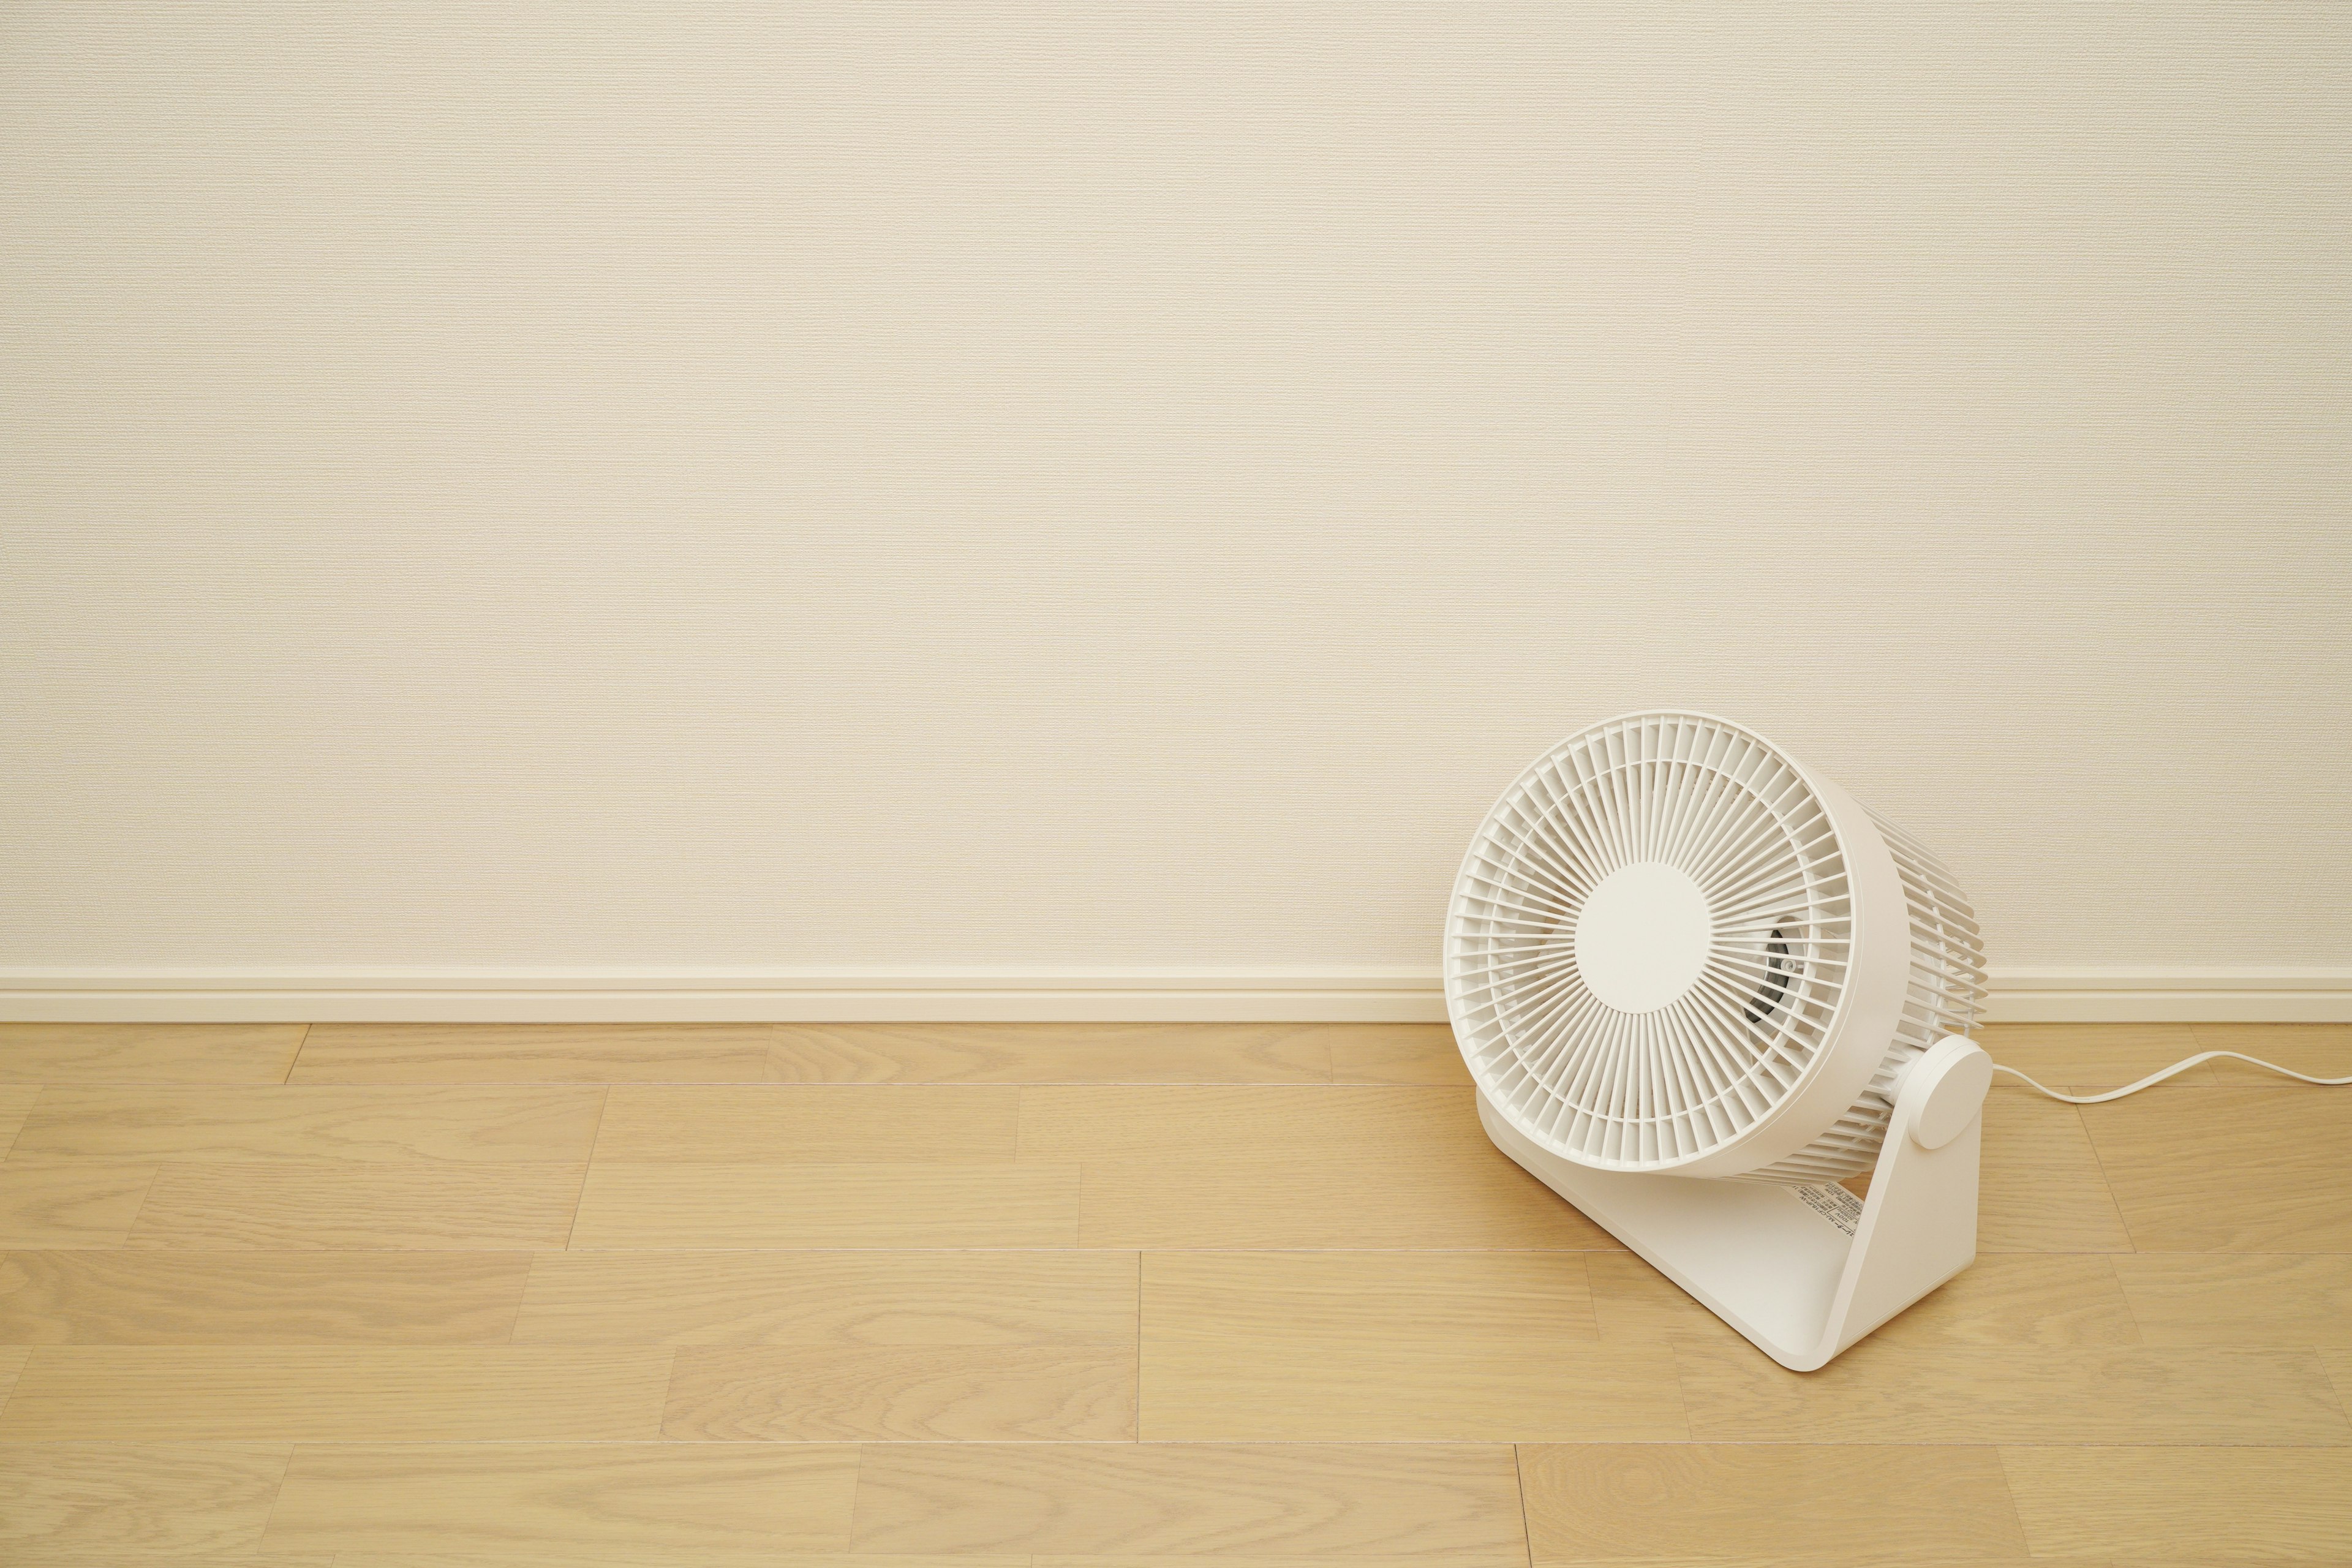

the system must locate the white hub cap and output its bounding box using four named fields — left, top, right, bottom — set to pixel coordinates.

left=1573, top=861, right=1712, bottom=1014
